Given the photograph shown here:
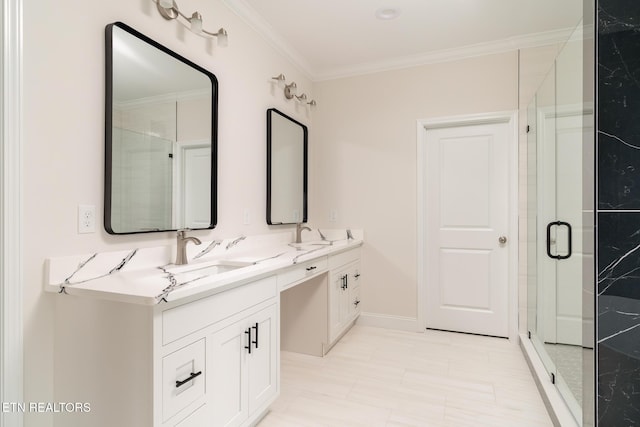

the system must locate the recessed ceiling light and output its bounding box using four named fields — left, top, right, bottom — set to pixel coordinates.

left=375, top=7, right=401, bottom=20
